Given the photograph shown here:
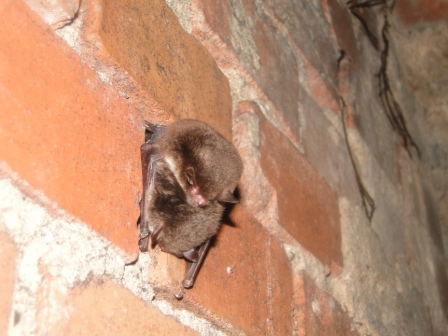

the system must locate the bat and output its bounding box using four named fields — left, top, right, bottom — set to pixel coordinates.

left=138, top=119, right=243, bottom=299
